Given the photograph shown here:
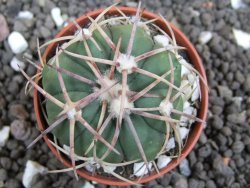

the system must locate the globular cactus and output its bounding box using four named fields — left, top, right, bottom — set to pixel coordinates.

left=21, top=3, right=205, bottom=184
